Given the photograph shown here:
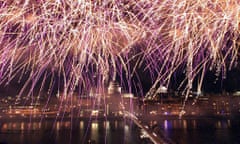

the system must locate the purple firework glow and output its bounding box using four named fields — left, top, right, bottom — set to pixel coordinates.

left=0, top=0, right=239, bottom=100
